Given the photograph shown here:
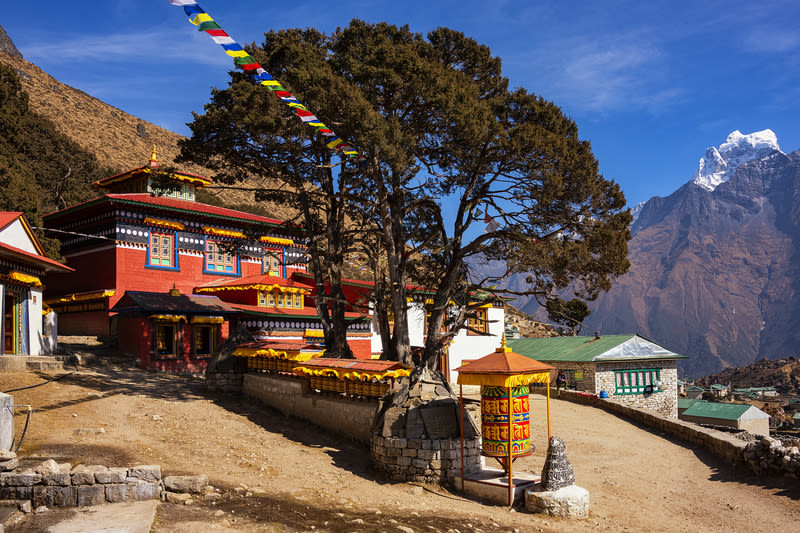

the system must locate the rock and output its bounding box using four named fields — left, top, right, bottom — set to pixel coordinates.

left=164, top=475, right=208, bottom=494
left=127, top=481, right=160, bottom=501
left=105, top=484, right=128, bottom=503
left=526, top=484, right=590, bottom=519
left=95, top=467, right=127, bottom=484
left=37, top=460, right=61, bottom=476
left=0, top=459, right=19, bottom=472
left=540, top=437, right=576, bottom=491
left=128, top=465, right=161, bottom=483
left=71, top=465, right=107, bottom=485
left=0, top=450, right=16, bottom=462
left=34, top=505, right=48, bottom=515
left=165, top=491, right=192, bottom=504
left=76, top=485, right=105, bottom=507
left=18, top=500, right=32, bottom=513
